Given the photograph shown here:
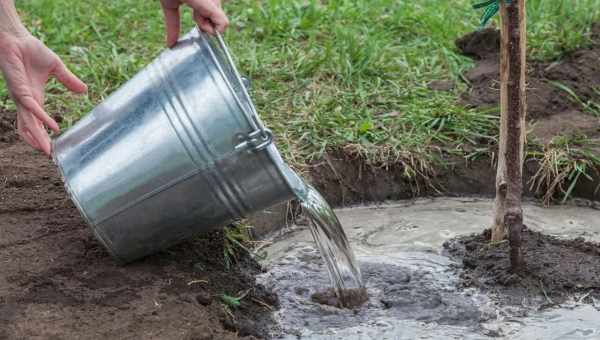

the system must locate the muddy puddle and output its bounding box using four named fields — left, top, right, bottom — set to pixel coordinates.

left=258, top=197, right=600, bottom=339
